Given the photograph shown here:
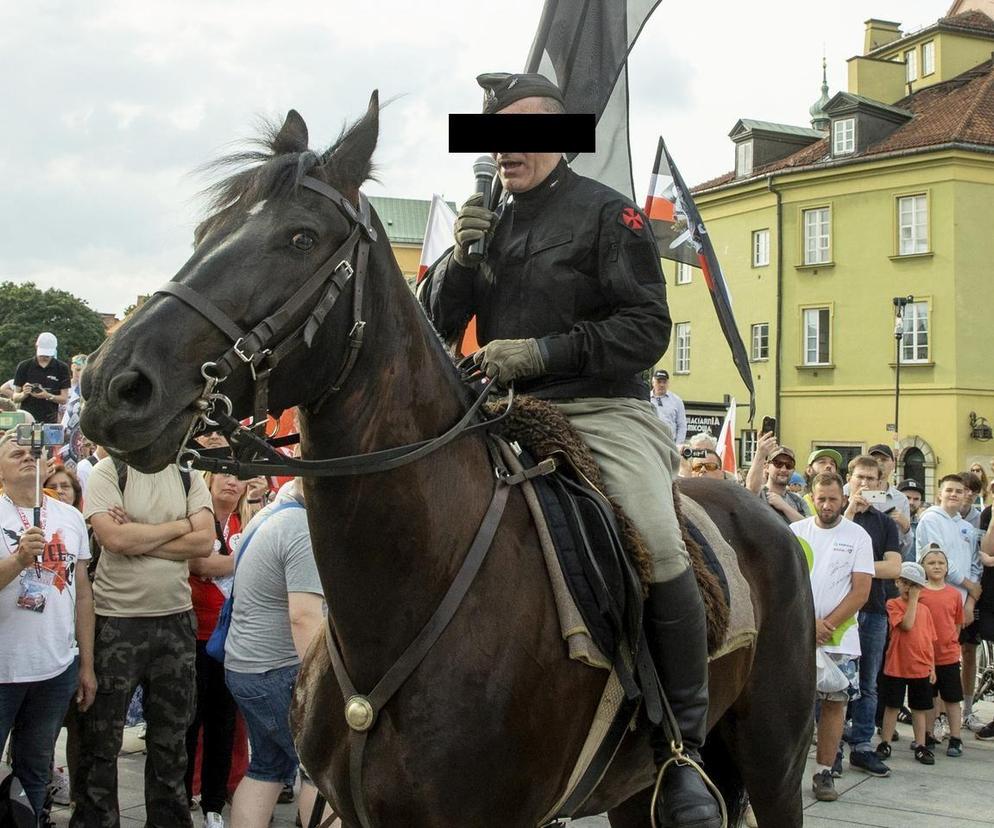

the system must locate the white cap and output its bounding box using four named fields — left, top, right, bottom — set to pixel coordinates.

left=36, top=332, right=57, bottom=357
